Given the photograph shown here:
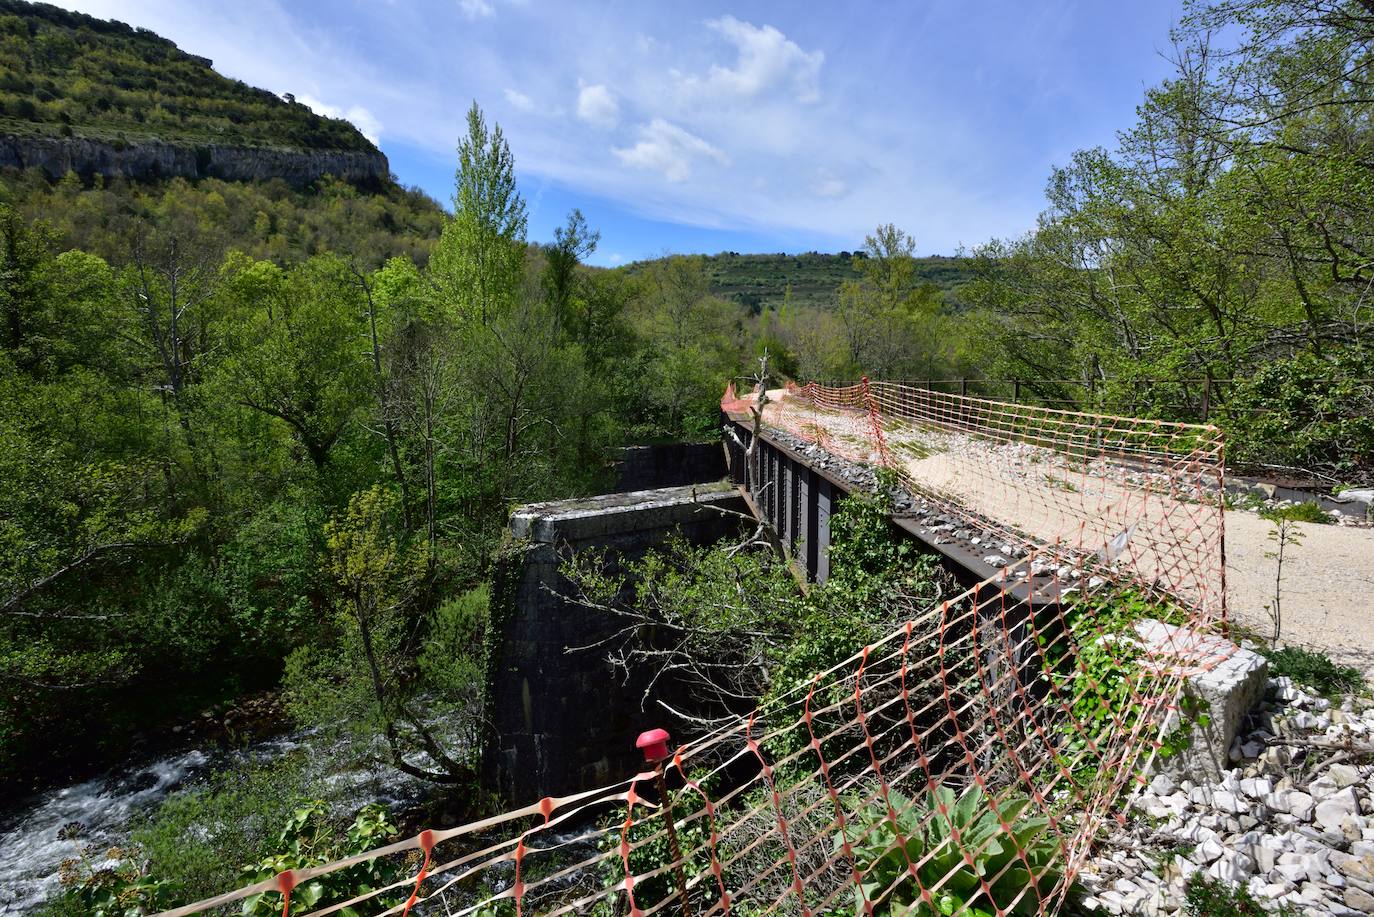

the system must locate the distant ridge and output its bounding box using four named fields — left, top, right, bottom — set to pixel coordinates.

left=624, top=251, right=974, bottom=312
